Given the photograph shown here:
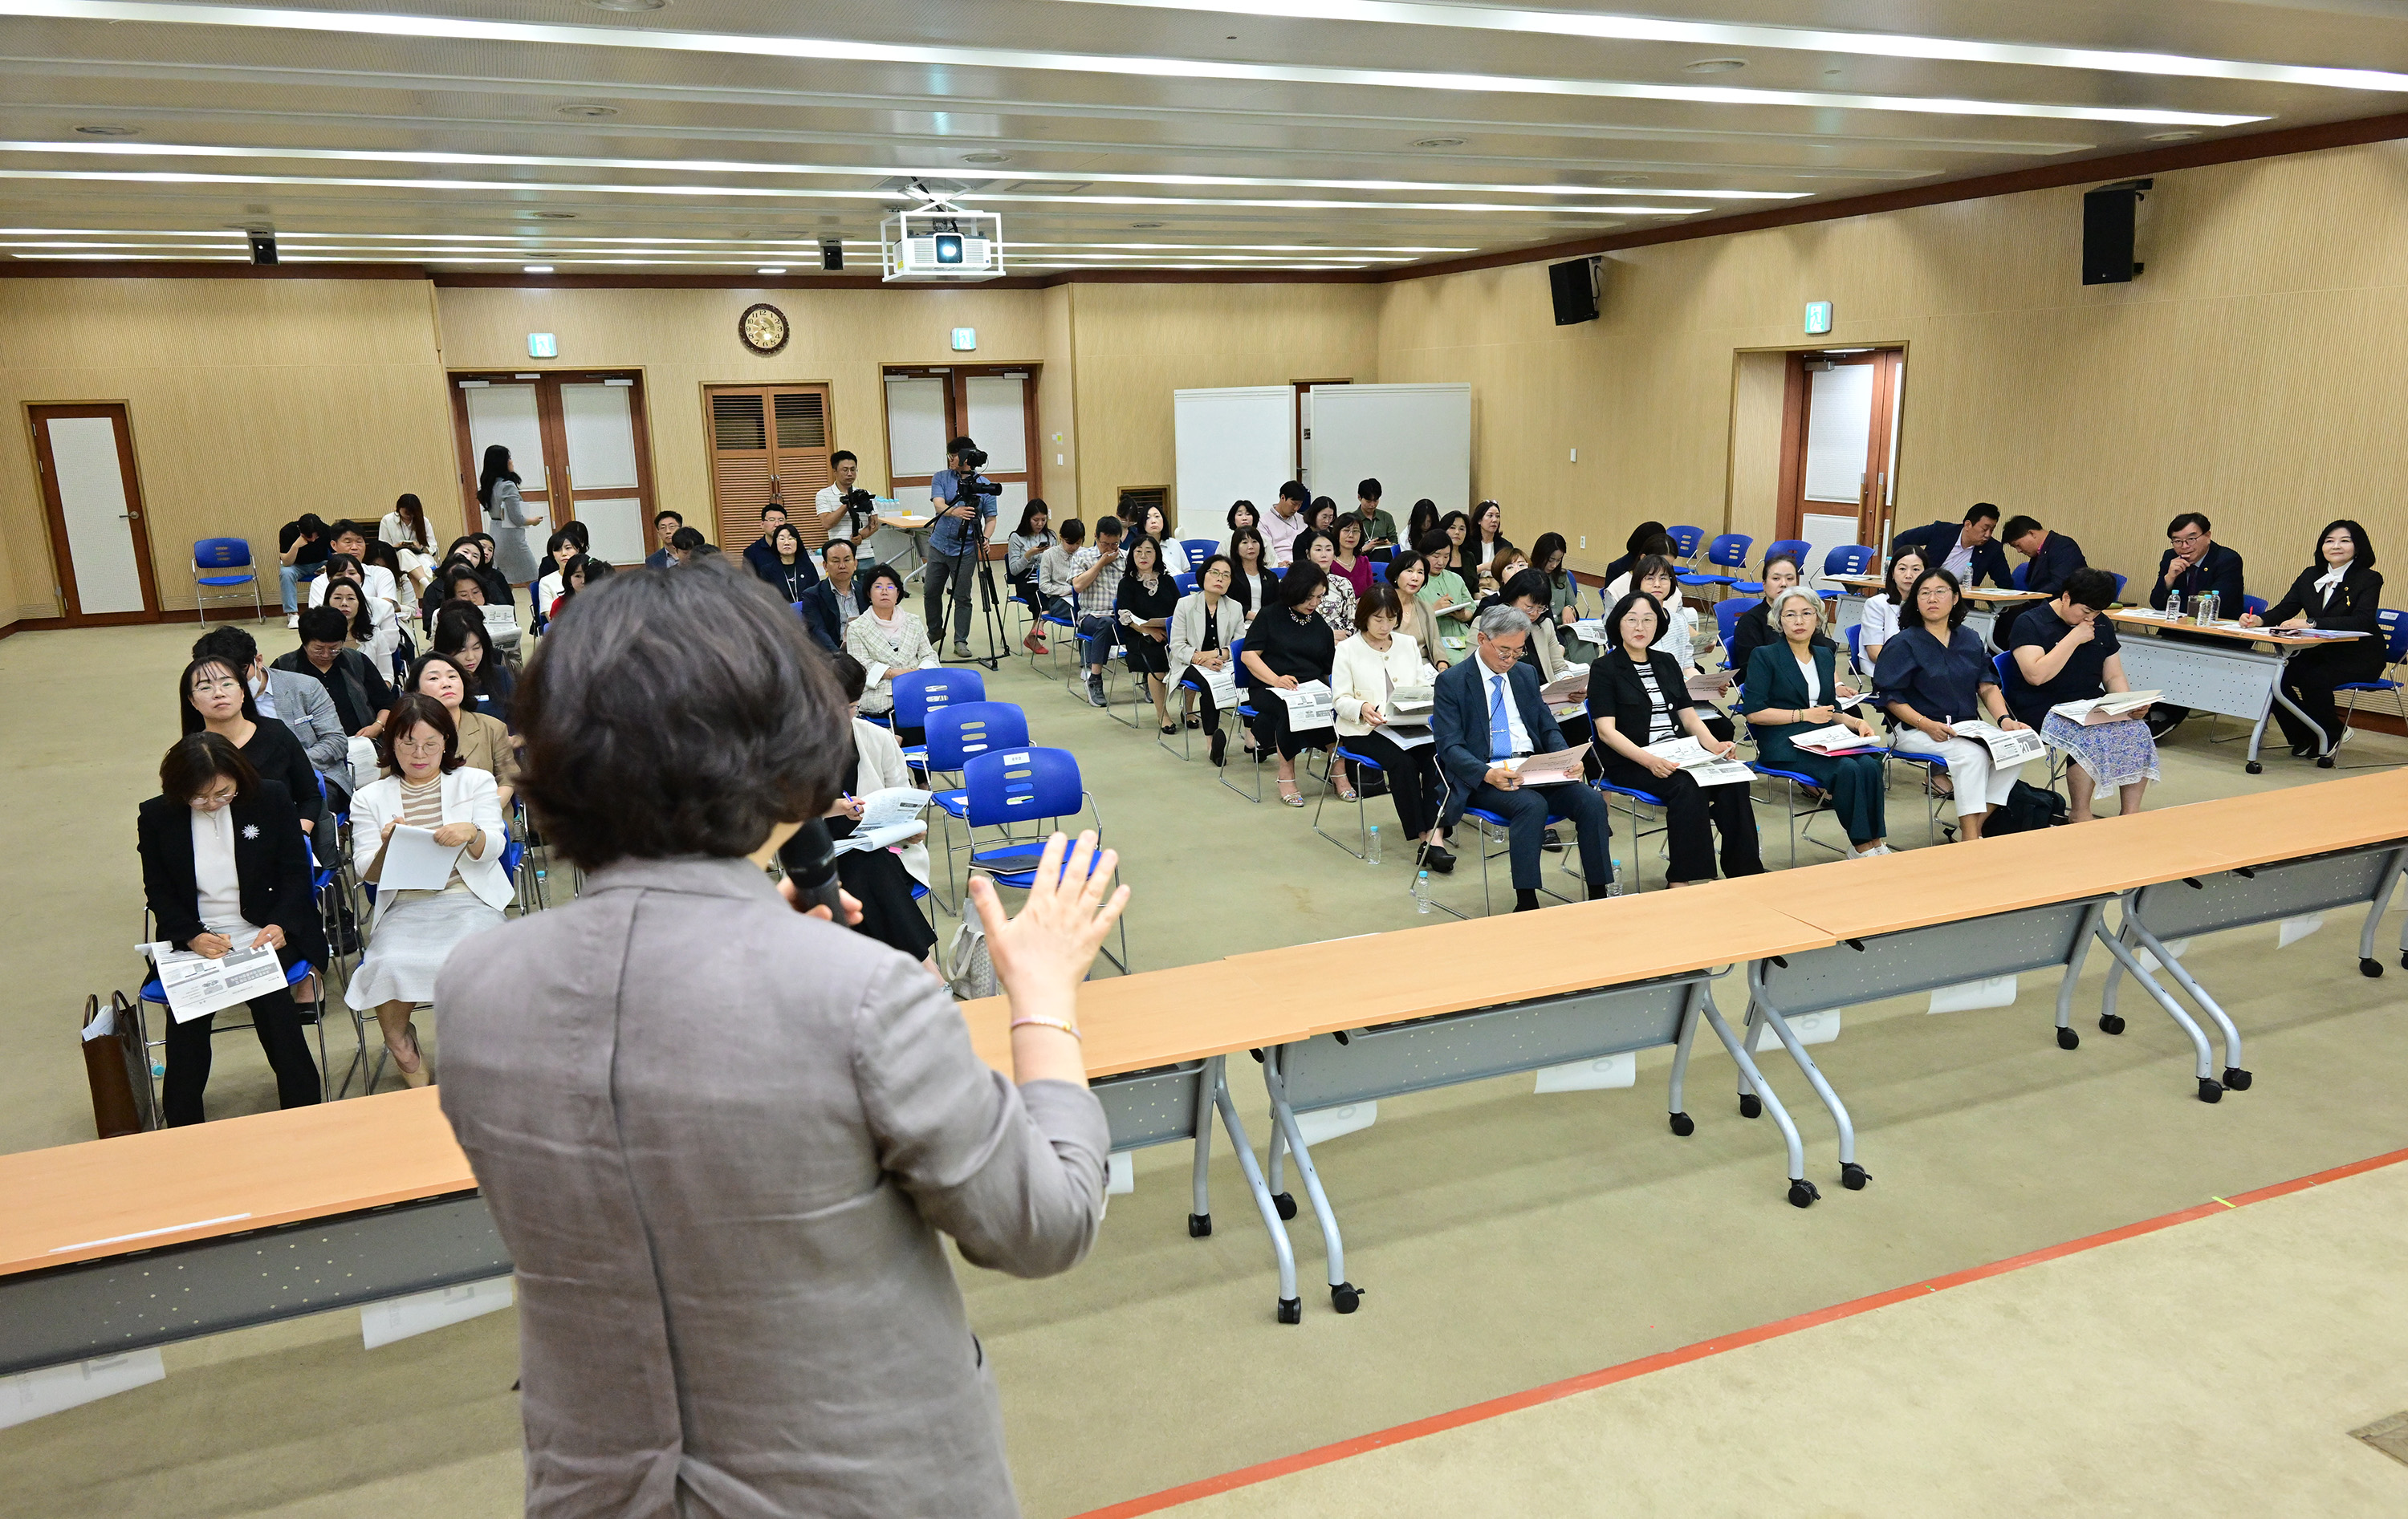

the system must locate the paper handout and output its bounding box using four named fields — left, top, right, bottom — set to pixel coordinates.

left=1538, top=667, right=1588, bottom=705
left=1505, top=745, right=1588, bottom=786
left=1272, top=680, right=1337, bottom=729
left=1644, top=737, right=1753, bottom=787
left=378, top=824, right=466, bottom=893
left=140, top=940, right=286, bottom=1023
left=2050, top=690, right=2160, bottom=725
left=1789, top=723, right=1883, bottom=757
left=1952, top=721, right=2048, bottom=767
left=832, top=787, right=934, bottom=855
left=1199, top=662, right=1239, bottom=709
